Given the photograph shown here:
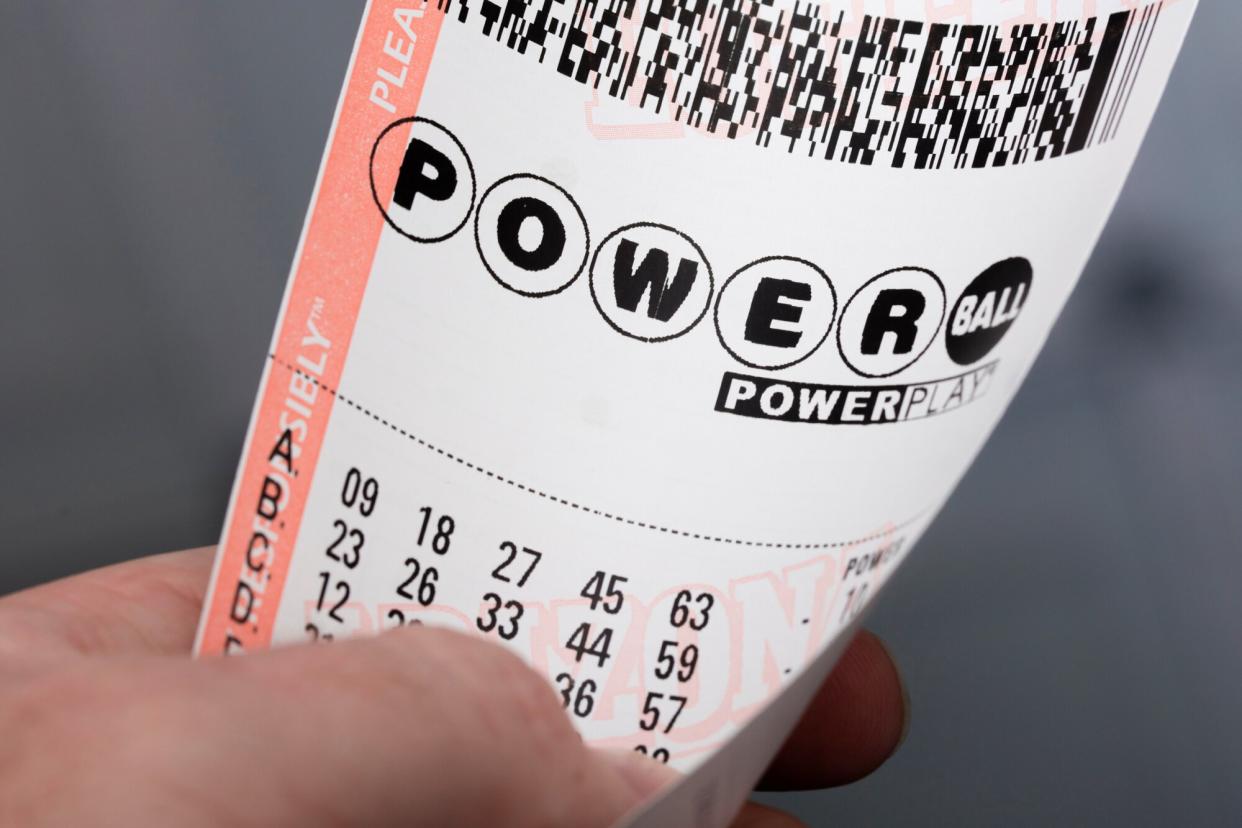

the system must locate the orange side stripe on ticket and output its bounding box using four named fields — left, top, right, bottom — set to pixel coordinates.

left=196, top=1, right=444, bottom=655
